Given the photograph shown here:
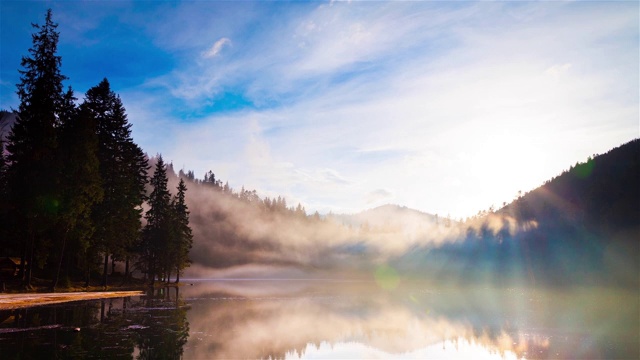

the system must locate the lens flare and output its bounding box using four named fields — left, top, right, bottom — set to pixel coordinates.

left=574, top=159, right=594, bottom=178
left=374, top=264, right=400, bottom=290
